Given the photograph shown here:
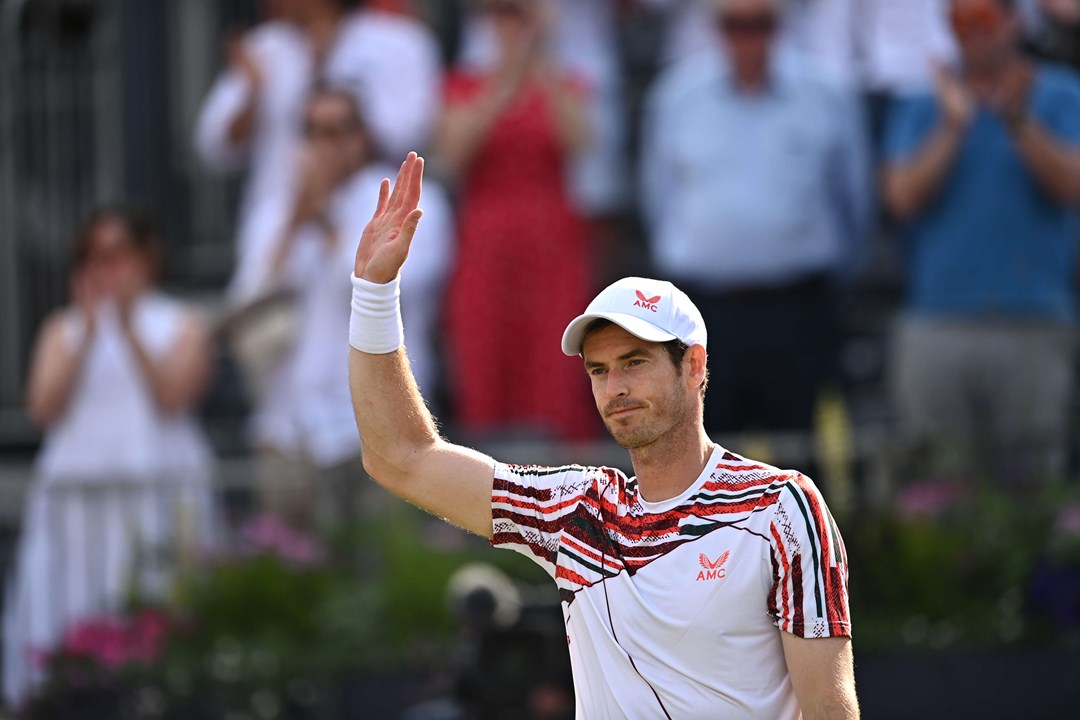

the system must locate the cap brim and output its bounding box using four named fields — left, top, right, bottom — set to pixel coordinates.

left=561, top=312, right=679, bottom=356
